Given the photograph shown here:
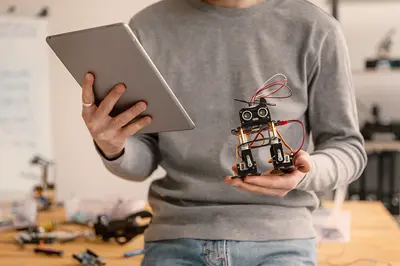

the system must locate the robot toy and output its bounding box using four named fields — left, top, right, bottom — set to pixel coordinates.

left=231, top=74, right=305, bottom=179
